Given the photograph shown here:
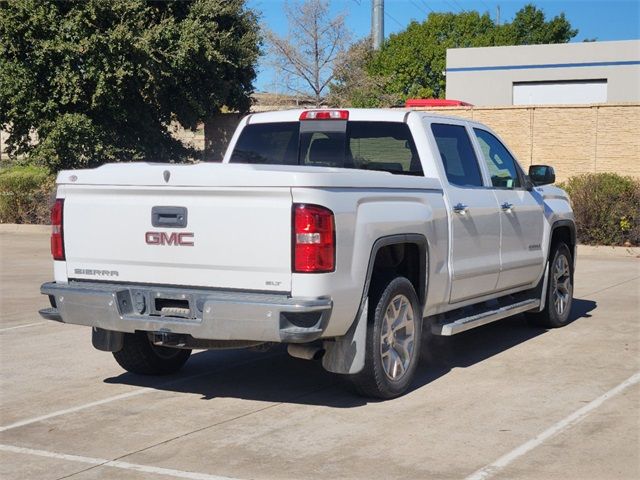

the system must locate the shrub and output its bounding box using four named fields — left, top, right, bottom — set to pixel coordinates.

left=28, top=113, right=111, bottom=172
left=560, top=173, right=640, bottom=246
left=0, top=165, right=55, bottom=224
